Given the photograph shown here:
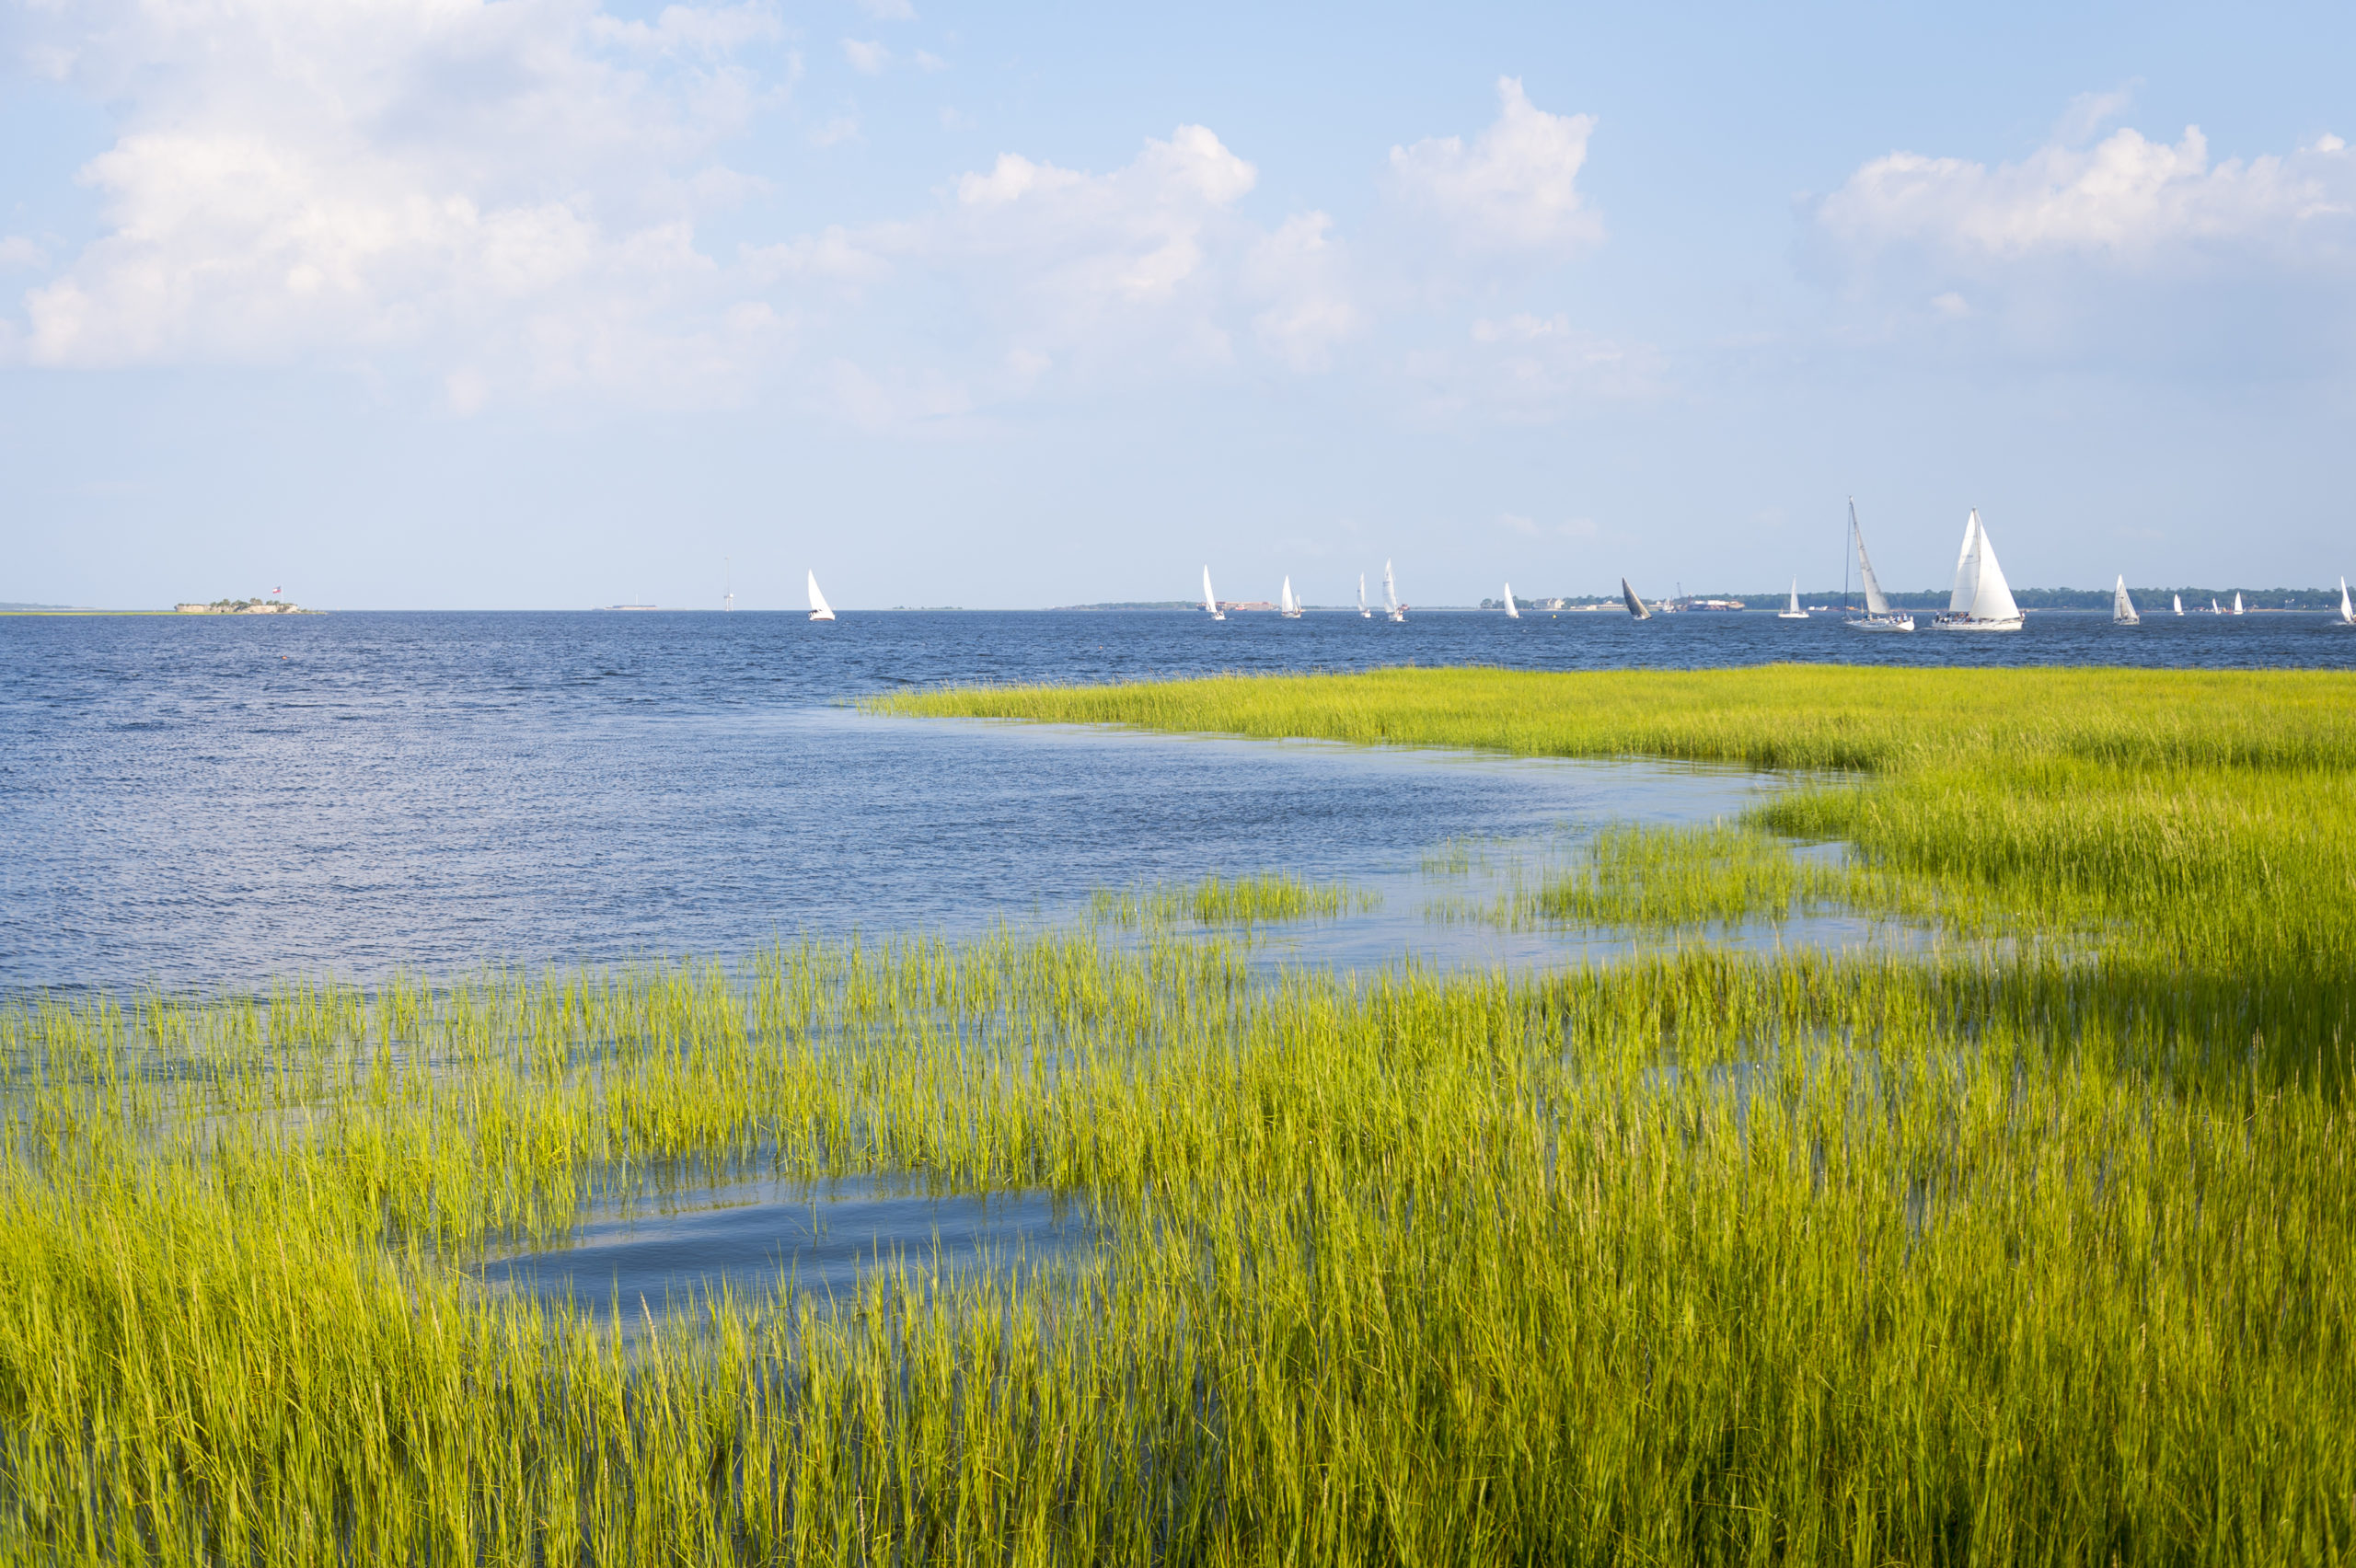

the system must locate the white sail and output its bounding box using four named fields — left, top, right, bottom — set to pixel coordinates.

left=1203, top=567, right=1224, bottom=619
left=2211, top=597, right=2221, bottom=615
left=1358, top=574, right=1370, bottom=617
left=2233, top=592, right=2244, bottom=616
left=1621, top=577, right=1651, bottom=619
left=2340, top=577, right=2354, bottom=624
left=2174, top=594, right=2183, bottom=617
left=1930, top=510, right=2021, bottom=629
left=806, top=571, right=835, bottom=621
left=2112, top=575, right=2140, bottom=625
left=1280, top=576, right=1298, bottom=616
left=1384, top=560, right=1403, bottom=620
left=1946, top=511, right=1982, bottom=615
left=1967, top=512, right=2022, bottom=623
left=1851, top=501, right=1893, bottom=616
left=1503, top=583, right=1519, bottom=618
left=1789, top=581, right=1803, bottom=614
